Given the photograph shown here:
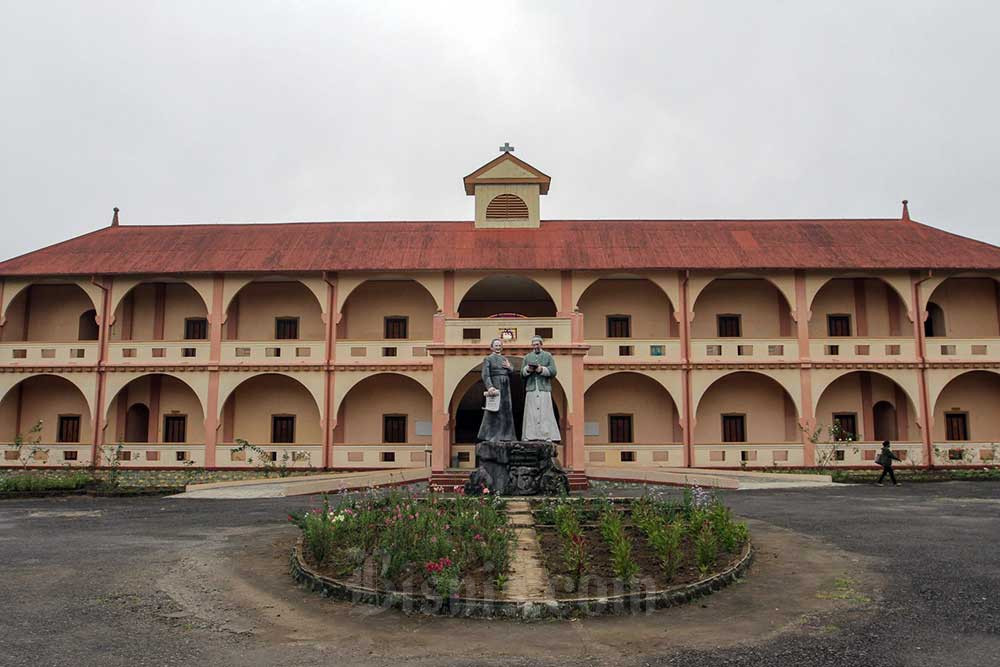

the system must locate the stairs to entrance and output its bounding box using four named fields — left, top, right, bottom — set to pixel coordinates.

left=429, top=469, right=589, bottom=491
